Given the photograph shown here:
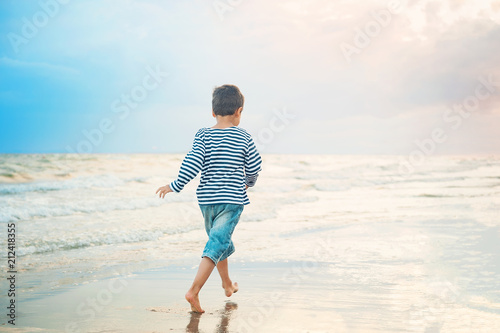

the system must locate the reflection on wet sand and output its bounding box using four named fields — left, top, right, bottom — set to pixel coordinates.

left=186, top=302, right=238, bottom=333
